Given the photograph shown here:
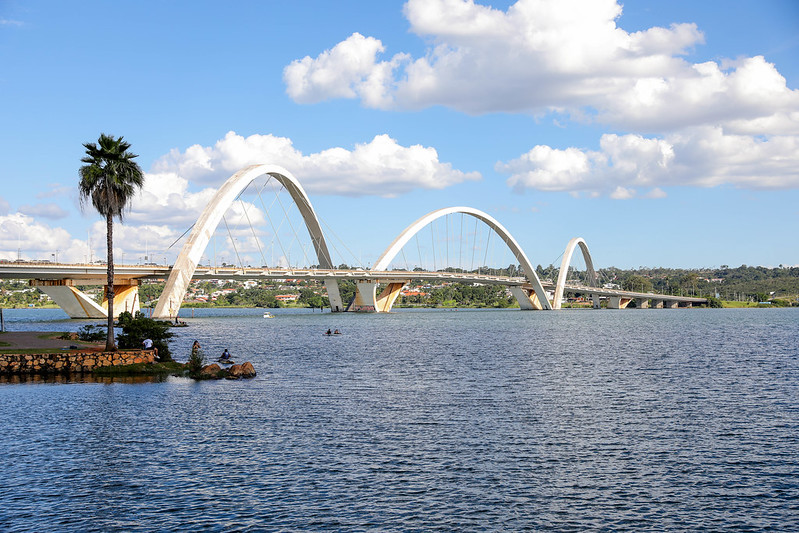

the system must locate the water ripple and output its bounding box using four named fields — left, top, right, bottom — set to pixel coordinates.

left=1, top=307, right=797, bottom=531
